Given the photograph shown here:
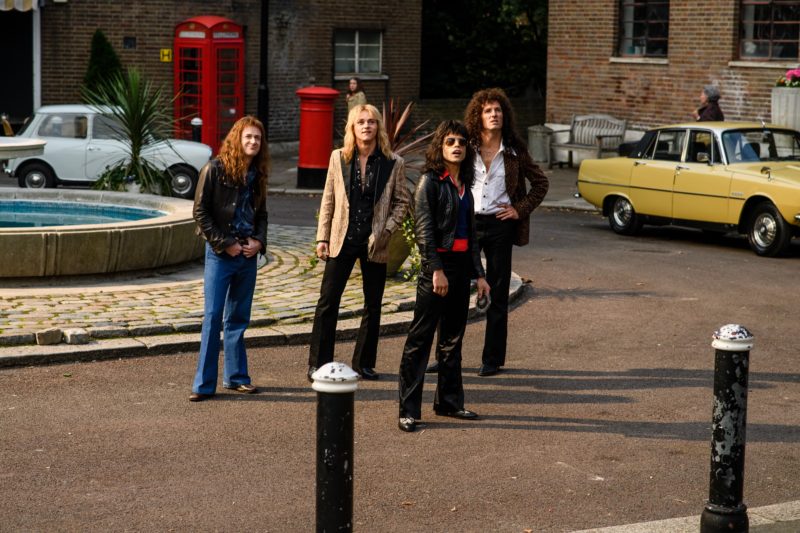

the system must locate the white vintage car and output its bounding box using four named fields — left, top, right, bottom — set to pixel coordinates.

left=6, top=104, right=212, bottom=199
